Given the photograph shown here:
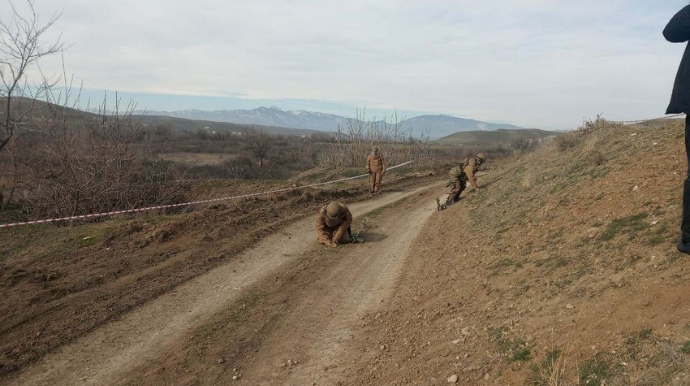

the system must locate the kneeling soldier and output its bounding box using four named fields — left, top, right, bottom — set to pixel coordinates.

left=316, top=201, right=362, bottom=247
